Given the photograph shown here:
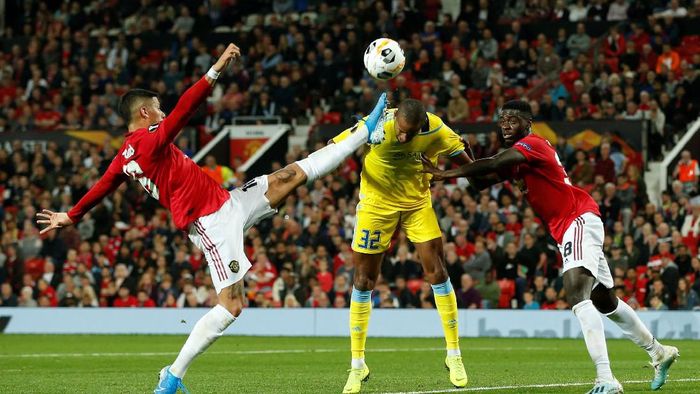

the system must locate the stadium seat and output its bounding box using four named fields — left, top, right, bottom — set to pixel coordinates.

left=497, top=279, right=516, bottom=309
left=24, top=257, right=45, bottom=280
left=407, top=279, right=423, bottom=294
left=244, top=13, right=261, bottom=30
left=604, top=57, right=619, bottom=73
left=466, top=89, right=482, bottom=101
